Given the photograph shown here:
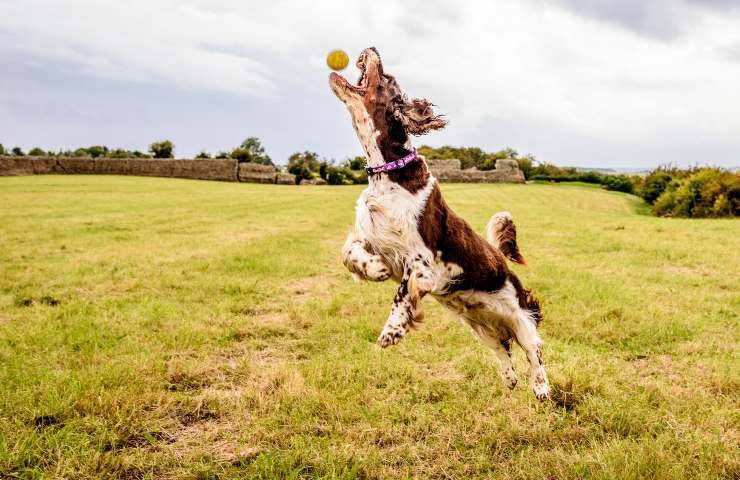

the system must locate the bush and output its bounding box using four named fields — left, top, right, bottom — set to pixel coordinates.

left=288, top=151, right=322, bottom=183
left=320, top=164, right=368, bottom=185
left=230, top=137, right=273, bottom=165
left=652, top=168, right=739, bottom=218
left=149, top=140, right=174, bottom=159
left=638, top=166, right=691, bottom=205
left=325, top=166, right=352, bottom=185
left=517, top=156, right=534, bottom=180
left=602, top=175, right=635, bottom=194
left=531, top=171, right=635, bottom=194
left=0, top=144, right=5, bottom=155
left=106, top=148, right=132, bottom=158
left=195, top=151, right=212, bottom=159
left=28, top=147, right=46, bottom=156
left=419, top=145, right=520, bottom=170
left=347, top=156, right=365, bottom=170
left=87, top=146, right=109, bottom=158
left=349, top=168, right=368, bottom=184
left=11, top=147, right=24, bottom=156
